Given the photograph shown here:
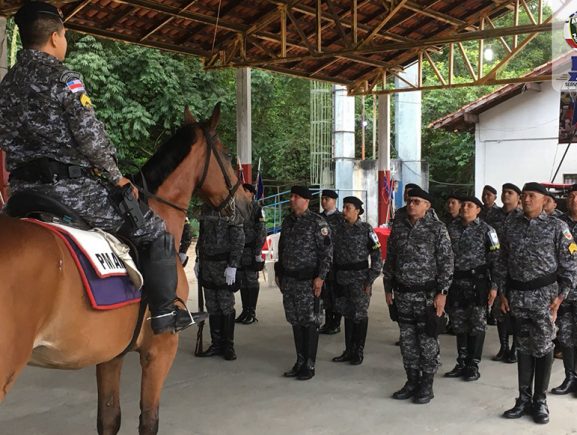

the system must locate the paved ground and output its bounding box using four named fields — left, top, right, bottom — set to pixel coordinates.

left=2, top=262, right=577, bottom=435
